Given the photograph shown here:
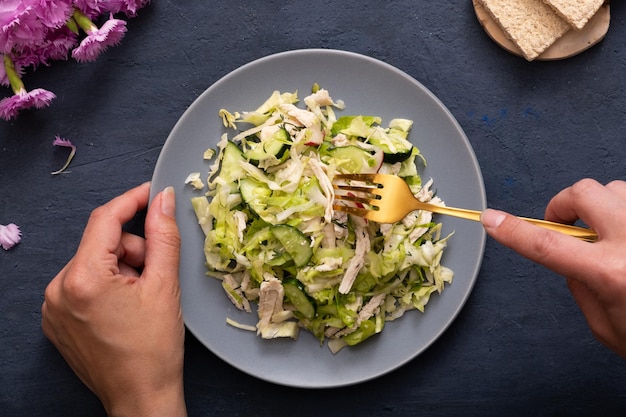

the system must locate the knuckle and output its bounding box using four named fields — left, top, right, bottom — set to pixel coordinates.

left=570, top=178, right=599, bottom=199
left=605, top=179, right=622, bottom=189
left=594, top=258, right=626, bottom=294
left=43, top=278, right=57, bottom=302
left=42, top=289, right=59, bottom=324
left=605, top=180, right=626, bottom=198
left=43, top=268, right=66, bottom=309
left=59, top=267, right=98, bottom=307
left=41, top=265, right=96, bottom=327
left=88, top=205, right=108, bottom=222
